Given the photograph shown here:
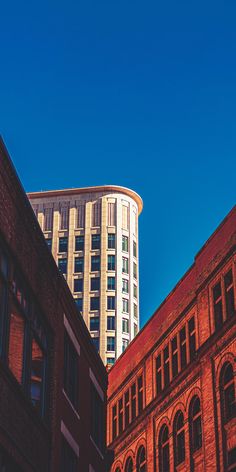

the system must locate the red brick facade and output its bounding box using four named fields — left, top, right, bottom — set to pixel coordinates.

left=108, top=207, right=236, bottom=471
left=0, top=138, right=108, bottom=471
